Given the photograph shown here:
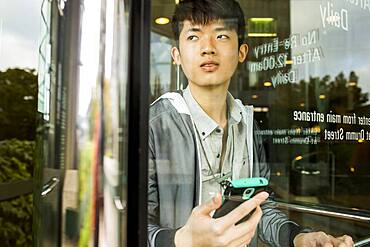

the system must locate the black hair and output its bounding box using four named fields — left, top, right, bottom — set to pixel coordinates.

left=171, top=0, right=246, bottom=46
